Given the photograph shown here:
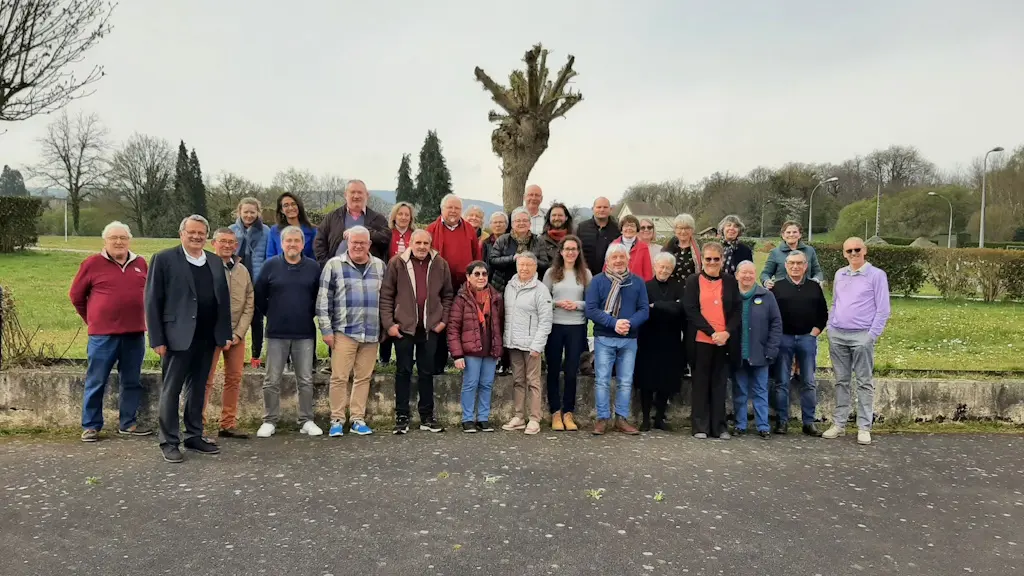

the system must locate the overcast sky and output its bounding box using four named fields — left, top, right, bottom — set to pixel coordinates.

left=2, top=0, right=1022, bottom=207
